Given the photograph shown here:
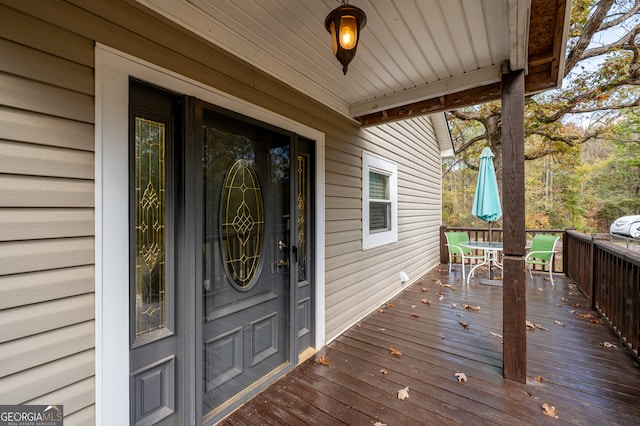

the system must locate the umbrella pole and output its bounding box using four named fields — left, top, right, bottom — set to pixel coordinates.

left=488, top=222, right=493, bottom=280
